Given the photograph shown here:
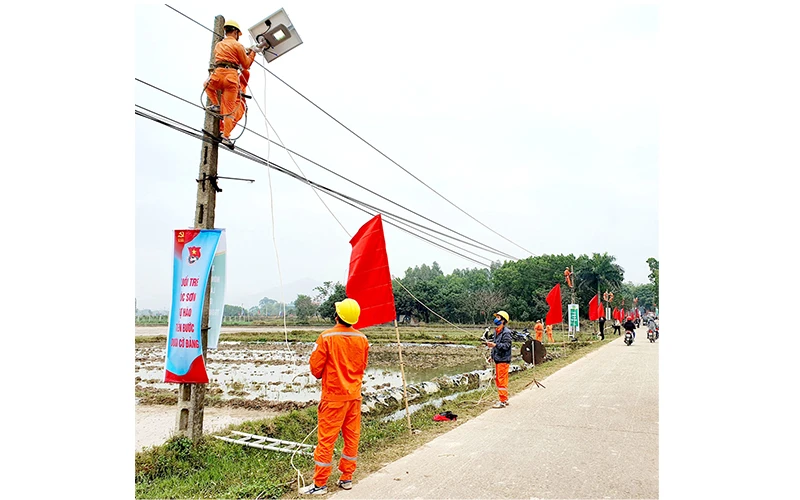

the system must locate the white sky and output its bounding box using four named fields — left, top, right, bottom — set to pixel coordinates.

left=135, top=1, right=659, bottom=310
